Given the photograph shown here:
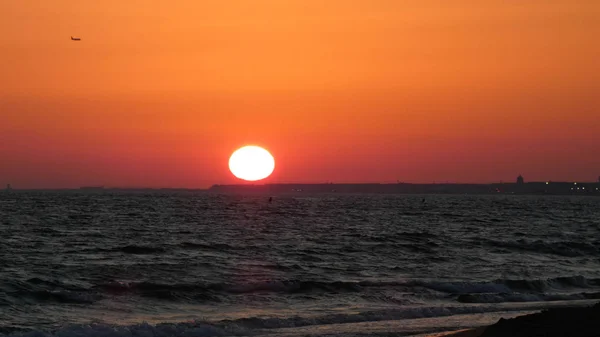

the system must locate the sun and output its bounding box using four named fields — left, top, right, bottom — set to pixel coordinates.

left=229, top=146, right=275, bottom=181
